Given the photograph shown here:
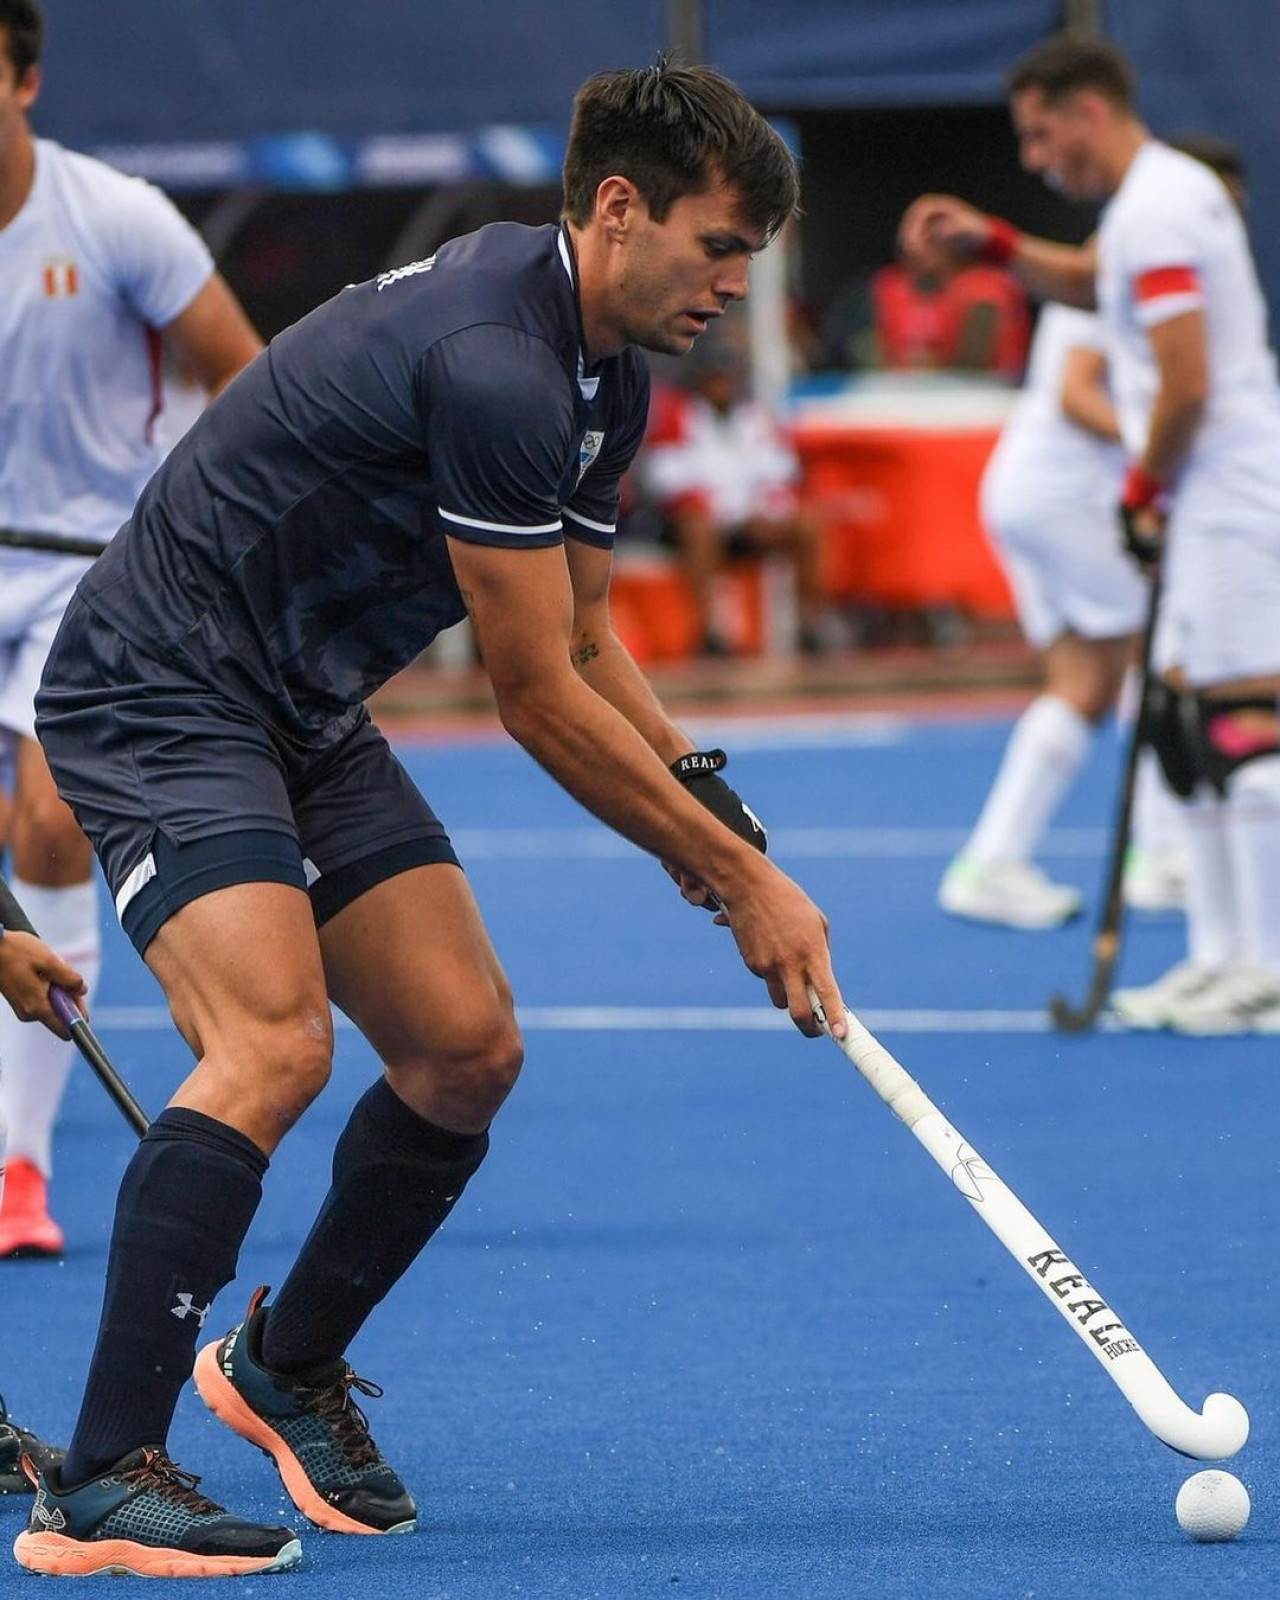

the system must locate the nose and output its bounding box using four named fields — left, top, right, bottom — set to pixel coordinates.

left=716, top=259, right=750, bottom=304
